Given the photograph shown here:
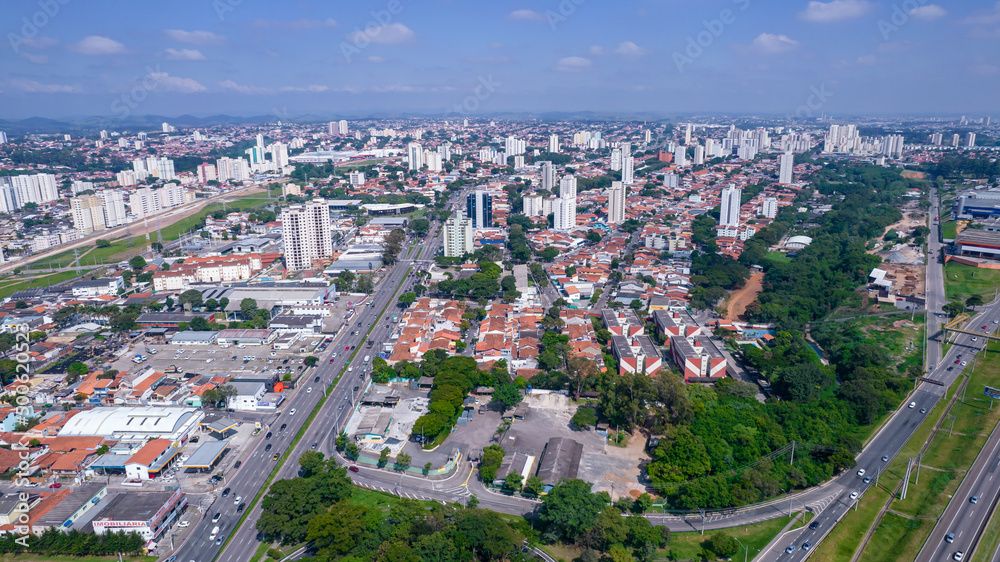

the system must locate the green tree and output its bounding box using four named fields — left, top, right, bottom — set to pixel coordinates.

left=704, top=532, right=740, bottom=559
left=493, top=382, right=522, bottom=409
left=240, top=298, right=258, bottom=319
left=395, top=453, right=412, bottom=471
left=502, top=471, right=523, bottom=494
left=179, top=289, right=203, bottom=308
left=967, top=294, right=986, bottom=309
left=524, top=475, right=545, bottom=497
left=378, top=447, right=390, bottom=467
left=190, top=316, right=210, bottom=331
left=944, top=301, right=967, bottom=317
left=65, top=362, right=88, bottom=383
left=304, top=356, right=318, bottom=367
left=571, top=407, right=598, bottom=430
left=478, top=444, right=505, bottom=482
left=95, top=239, right=111, bottom=248
left=399, top=292, right=416, bottom=307
left=128, top=256, right=147, bottom=270
left=539, top=479, right=607, bottom=541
